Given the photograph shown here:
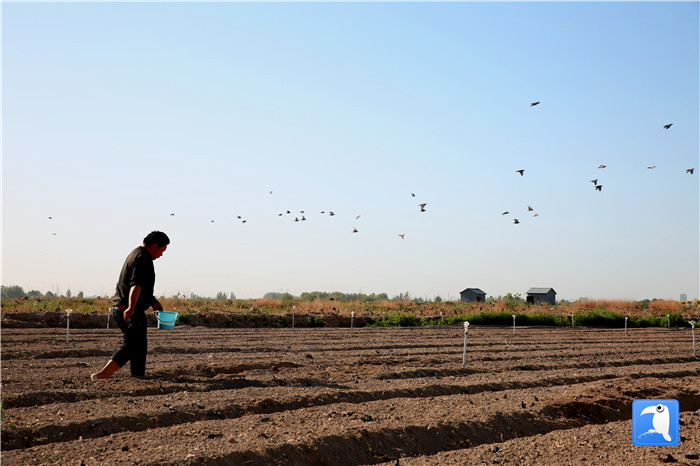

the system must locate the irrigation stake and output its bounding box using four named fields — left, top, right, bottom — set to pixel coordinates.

left=65, top=309, right=73, bottom=343
left=462, top=321, right=470, bottom=367
left=350, top=311, right=355, bottom=336
left=667, top=314, right=670, bottom=329
left=690, top=321, right=697, bottom=357
left=625, top=316, right=628, bottom=334
left=292, top=305, right=296, bottom=329
left=106, top=308, right=110, bottom=329
left=512, top=315, right=516, bottom=334
left=571, top=314, right=574, bottom=327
